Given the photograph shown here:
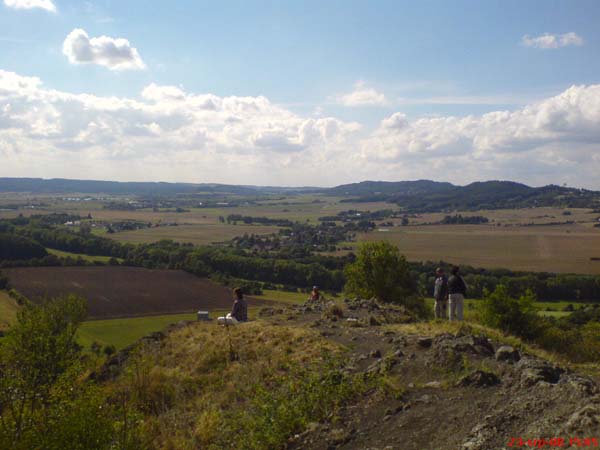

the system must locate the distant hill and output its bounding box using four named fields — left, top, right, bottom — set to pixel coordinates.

left=1, top=177, right=598, bottom=212
left=327, top=179, right=455, bottom=197
left=0, top=177, right=304, bottom=197
left=334, top=180, right=600, bottom=211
